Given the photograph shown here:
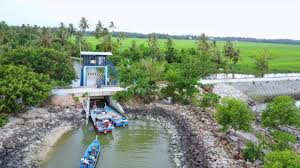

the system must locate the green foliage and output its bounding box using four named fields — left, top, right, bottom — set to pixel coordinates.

left=119, top=40, right=143, bottom=62
left=244, top=141, right=264, bottom=162
left=215, top=98, right=254, bottom=132
left=224, top=41, right=240, bottom=64
left=82, top=36, right=300, bottom=75
left=79, top=17, right=89, bottom=33
left=210, top=41, right=227, bottom=71
left=262, top=96, right=300, bottom=128
left=223, top=41, right=240, bottom=74
left=263, top=150, right=300, bottom=168
left=165, top=38, right=180, bottom=63
left=148, top=34, right=163, bottom=61
left=200, top=93, right=220, bottom=109
left=196, top=34, right=228, bottom=72
left=163, top=54, right=215, bottom=104
left=94, top=20, right=123, bottom=52
left=271, top=130, right=296, bottom=151
left=254, top=49, right=271, bottom=77
left=0, top=113, right=9, bottom=127
left=112, top=90, right=134, bottom=102
left=243, top=134, right=269, bottom=162
left=0, top=47, right=76, bottom=86
left=0, top=65, right=52, bottom=113
left=197, top=33, right=210, bottom=53
left=117, top=58, right=165, bottom=102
